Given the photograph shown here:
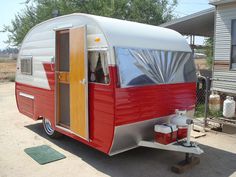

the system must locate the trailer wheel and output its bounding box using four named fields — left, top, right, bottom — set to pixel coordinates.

left=42, top=118, right=62, bottom=138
